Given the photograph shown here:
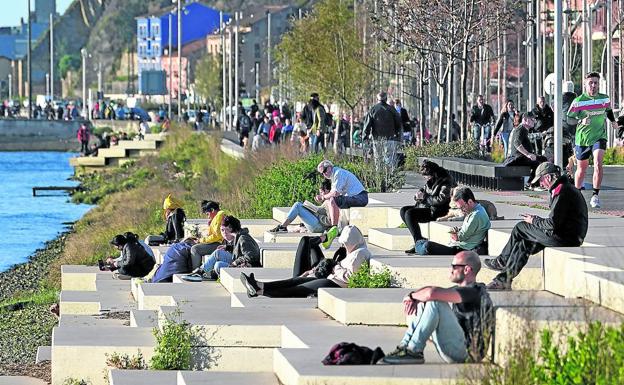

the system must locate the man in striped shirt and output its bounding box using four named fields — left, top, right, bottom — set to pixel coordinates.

left=566, top=72, right=617, bottom=208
